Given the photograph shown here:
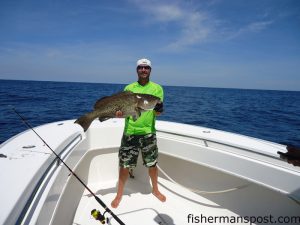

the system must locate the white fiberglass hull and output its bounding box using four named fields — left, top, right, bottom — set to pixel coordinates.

left=0, top=119, right=299, bottom=225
